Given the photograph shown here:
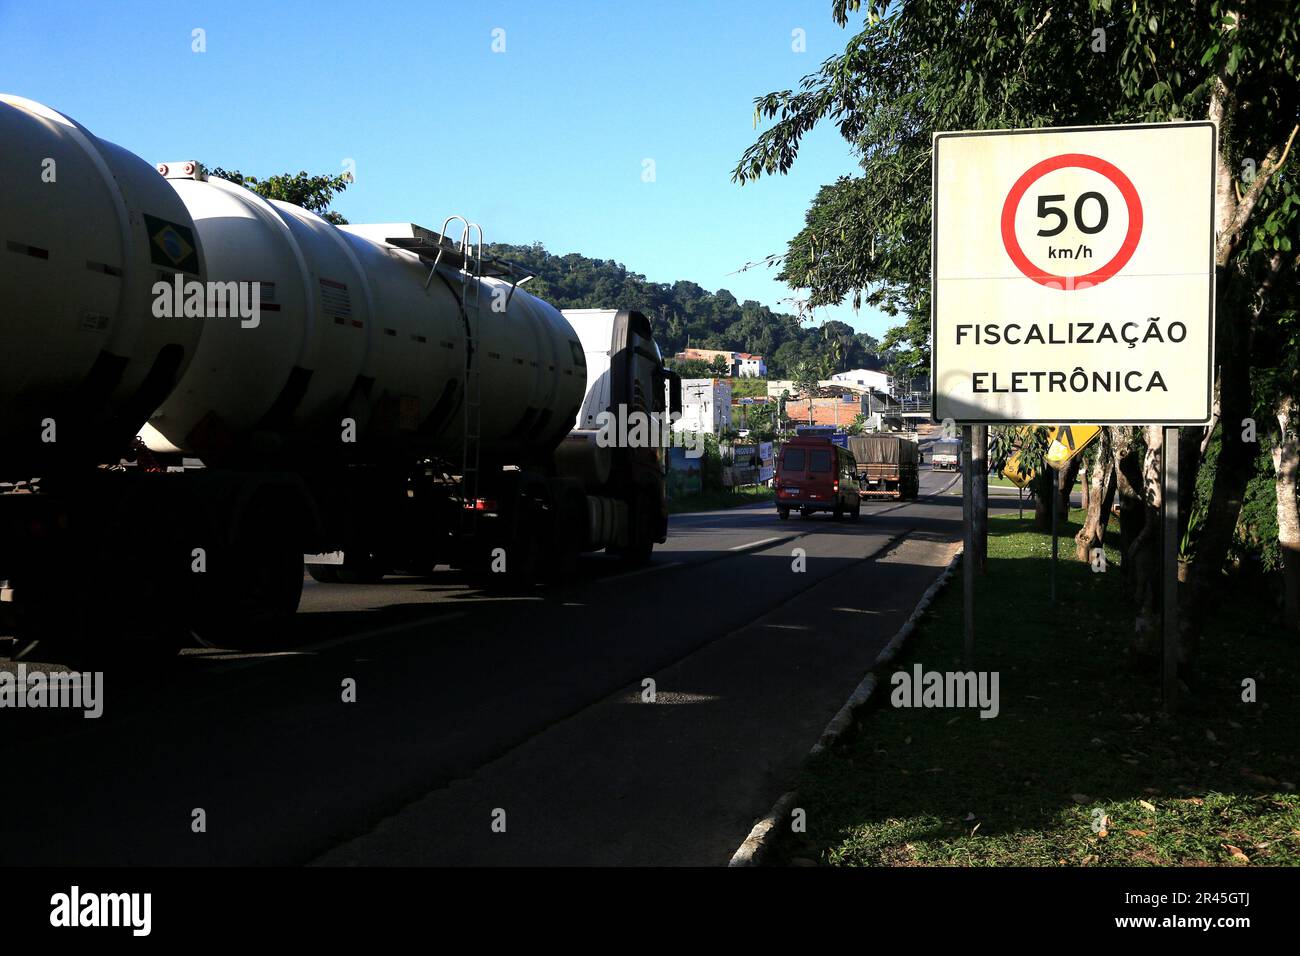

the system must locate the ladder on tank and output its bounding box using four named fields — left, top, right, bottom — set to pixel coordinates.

left=388, top=219, right=538, bottom=530
left=434, top=216, right=485, bottom=529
